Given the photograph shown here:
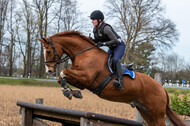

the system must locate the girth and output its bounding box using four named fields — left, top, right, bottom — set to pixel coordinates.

left=91, top=73, right=115, bottom=96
